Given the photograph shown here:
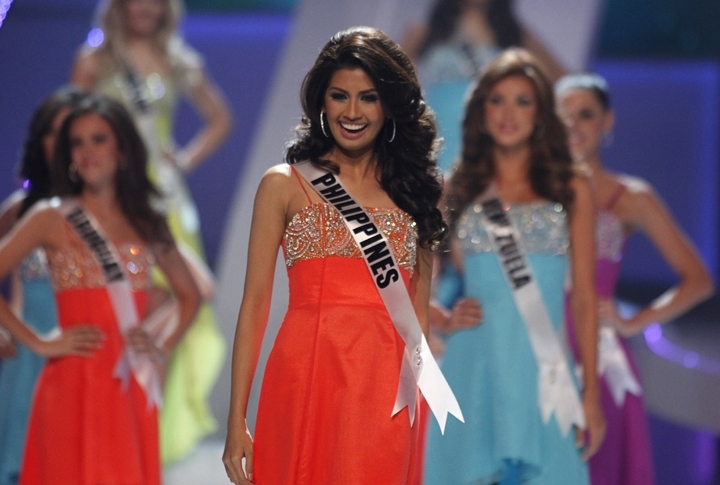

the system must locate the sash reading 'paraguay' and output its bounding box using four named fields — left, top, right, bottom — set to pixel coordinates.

left=599, top=325, right=642, bottom=406
left=293, top=161, right=463, bottom=433
left=54, top=198, right=163, bottom=408
left=478, top=185, right=584, bottom=435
